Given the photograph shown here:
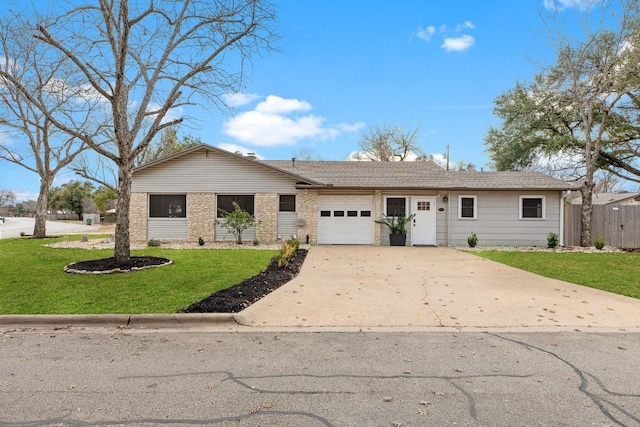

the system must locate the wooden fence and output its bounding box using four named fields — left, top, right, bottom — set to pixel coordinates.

left=564, top=205, right=640, bottom=249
